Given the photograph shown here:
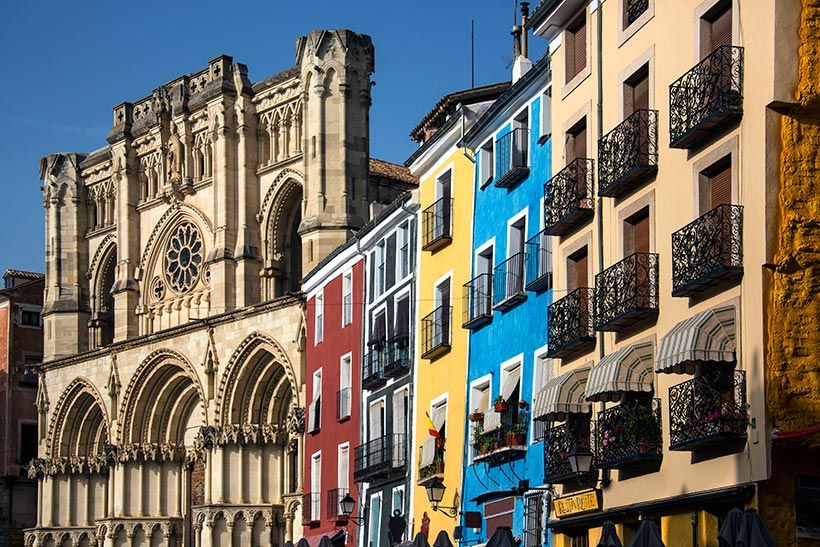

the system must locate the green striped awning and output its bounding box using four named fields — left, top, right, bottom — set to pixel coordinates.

left=533, top=365, right=592, bottom=422
left=655, top=304, right=737, bottom=374
left=585, top=341, right=655, bottom=402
